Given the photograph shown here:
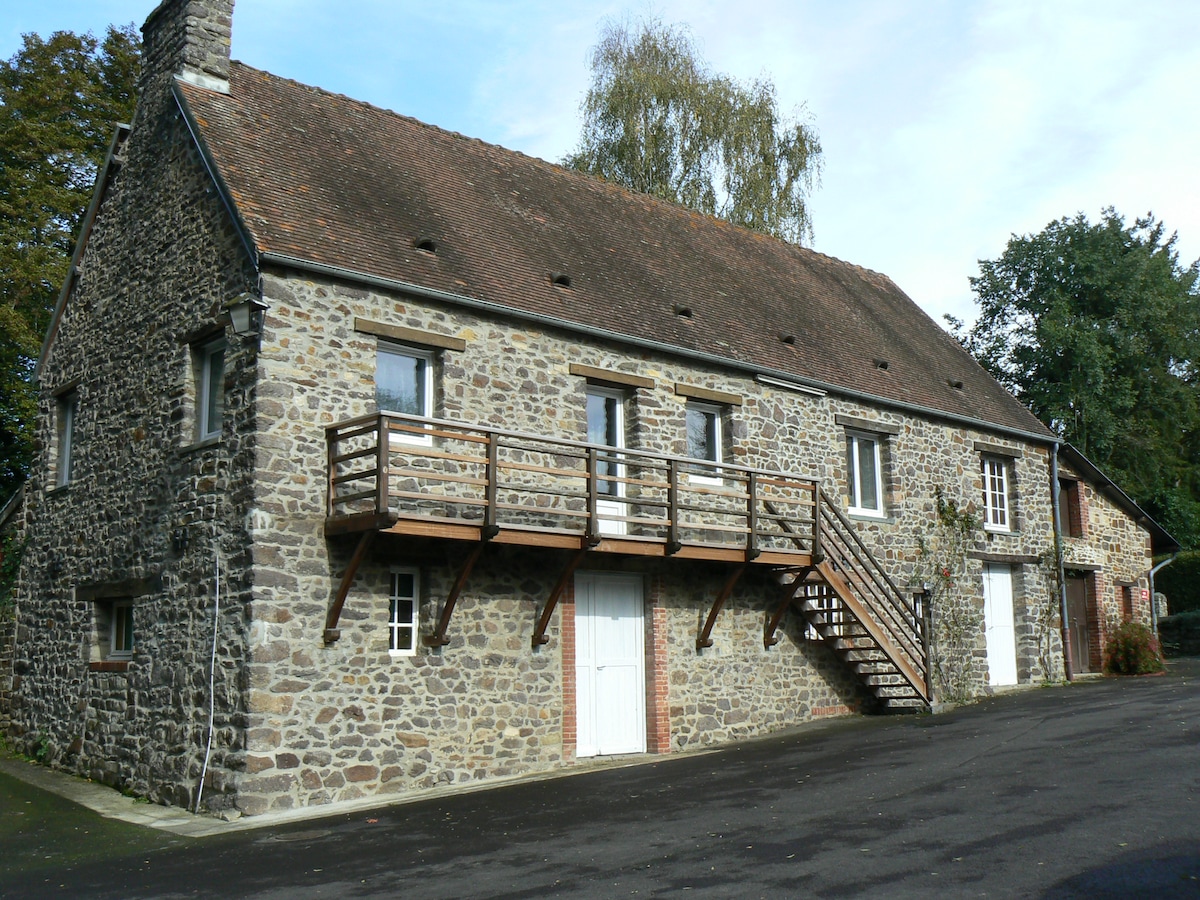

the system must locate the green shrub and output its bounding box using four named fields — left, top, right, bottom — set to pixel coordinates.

left=1103, top=621, right=1165, bottom=675
left=1157, top=610, right=1200, bottom=657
